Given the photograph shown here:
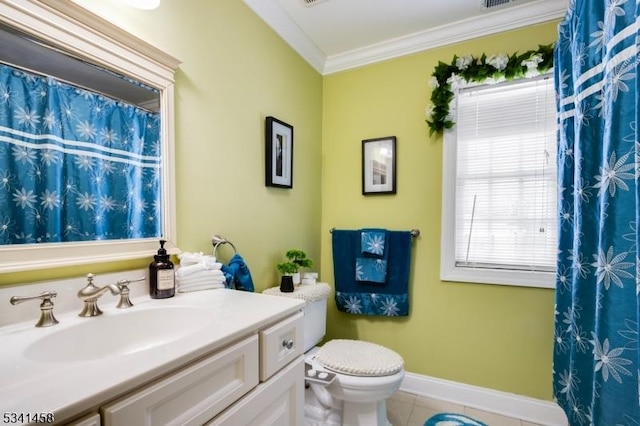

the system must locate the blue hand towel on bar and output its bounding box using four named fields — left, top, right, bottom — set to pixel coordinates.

left=357, top=228, right=388, bottom=282
left=361, top=229, right=386, bottom=257
left=356, top=257, right=387, bottom=283
left=332, top=229, right=412, bottom=316
left=221, top=253, right=255, bottom=292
